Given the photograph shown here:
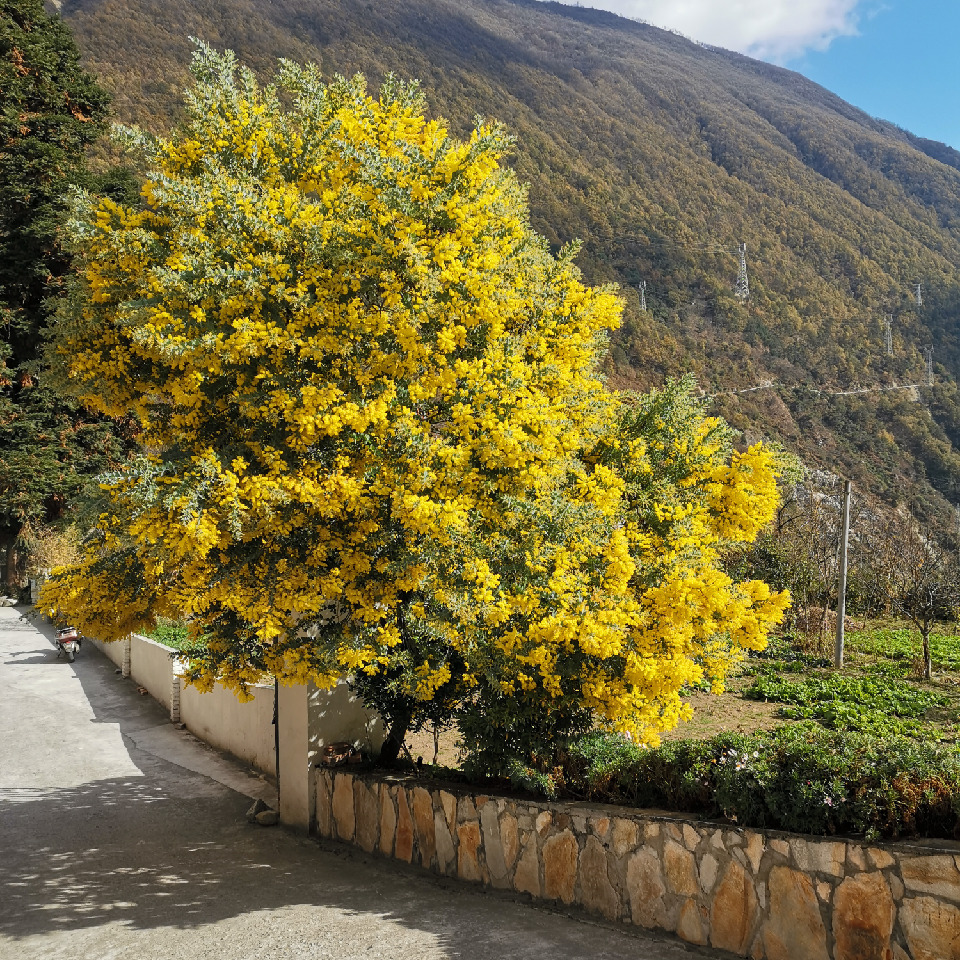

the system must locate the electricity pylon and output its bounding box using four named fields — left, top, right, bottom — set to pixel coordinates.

left=735, top=243, right=749, bottom=301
